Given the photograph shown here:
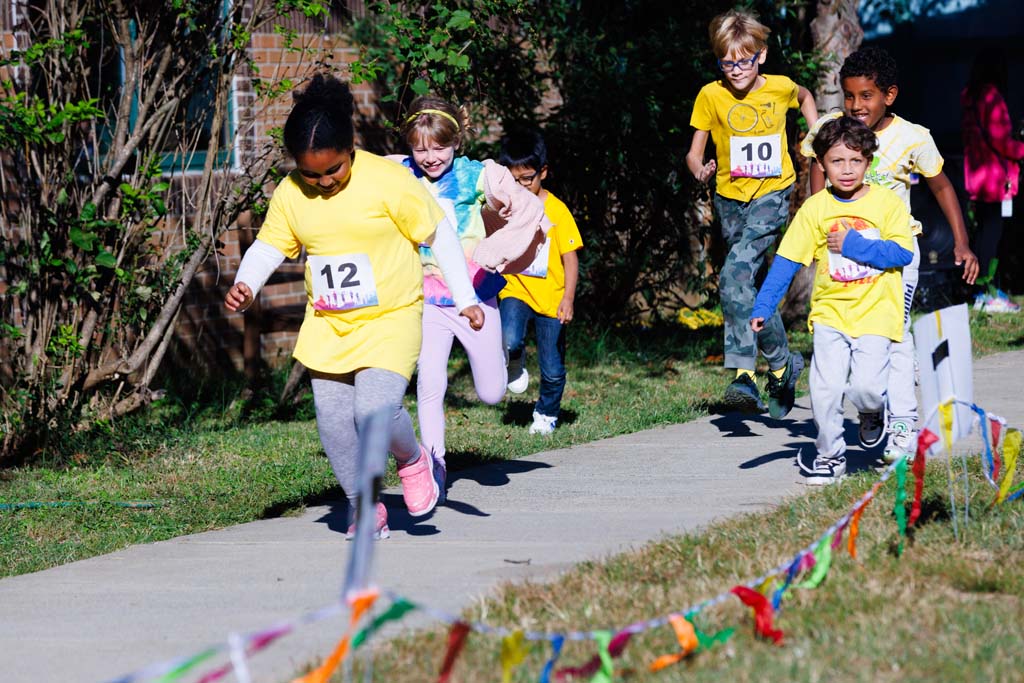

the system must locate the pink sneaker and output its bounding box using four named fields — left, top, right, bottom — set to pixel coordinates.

left=397, top=445, right=439, bottom=517
left=345, top=501, right=390, bottom=540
